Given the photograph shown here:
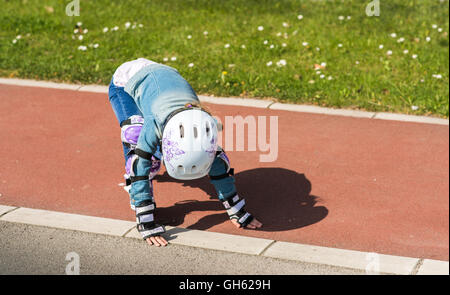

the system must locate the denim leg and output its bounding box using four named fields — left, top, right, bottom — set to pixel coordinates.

left=108, top=79, right=143, bottom=163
